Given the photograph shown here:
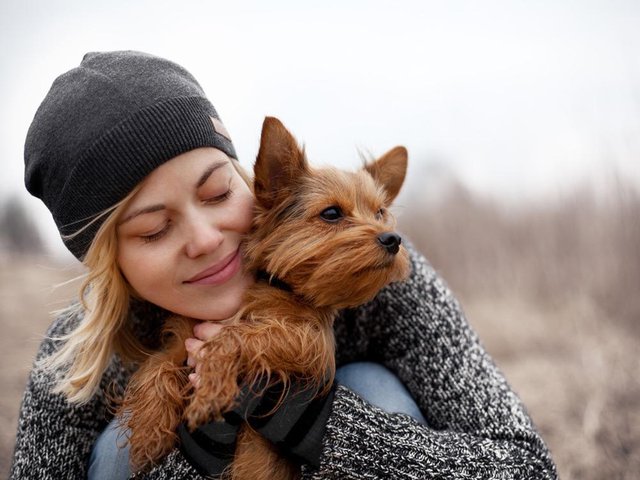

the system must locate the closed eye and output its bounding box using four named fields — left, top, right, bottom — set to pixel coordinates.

left=204, top=189, right=233, bottom=204
left=141, top=222, right=171, bottom=243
